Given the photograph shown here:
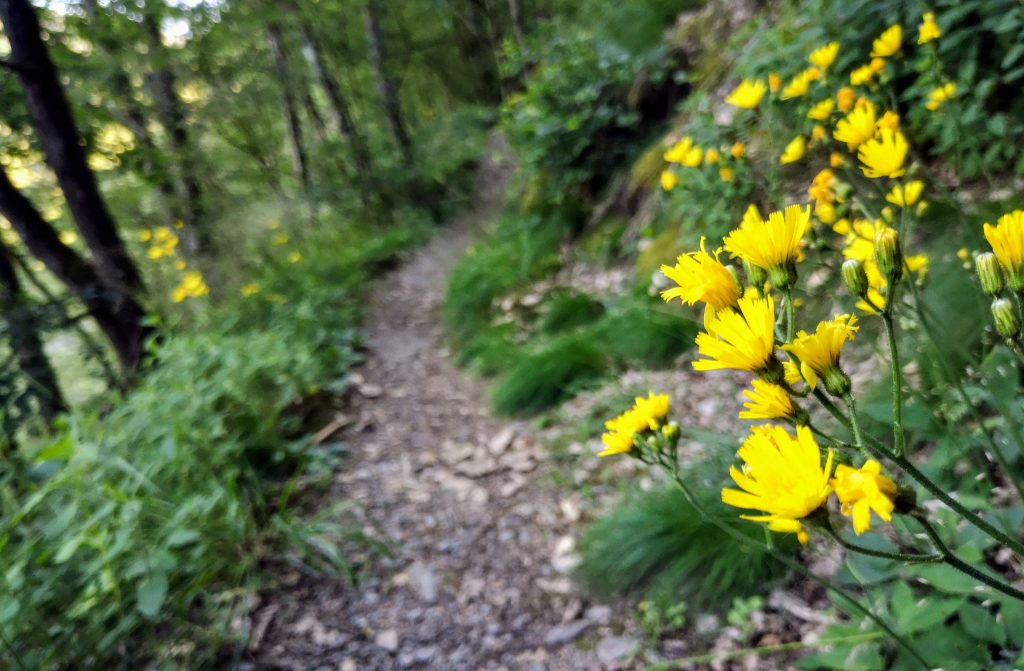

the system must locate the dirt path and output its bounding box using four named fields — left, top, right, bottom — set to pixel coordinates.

left=246, top=139, right=619, bottom=670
